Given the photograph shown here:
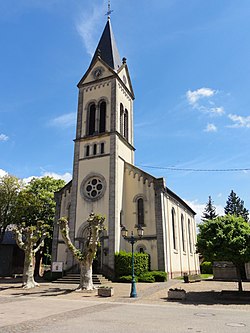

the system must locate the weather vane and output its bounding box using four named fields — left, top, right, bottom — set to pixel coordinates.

left=105, top=0, right=113, bottom=18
